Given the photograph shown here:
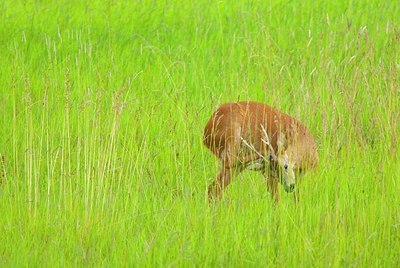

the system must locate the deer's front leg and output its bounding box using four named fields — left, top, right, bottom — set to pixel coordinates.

left=263, top=171, right=280, bottom=203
